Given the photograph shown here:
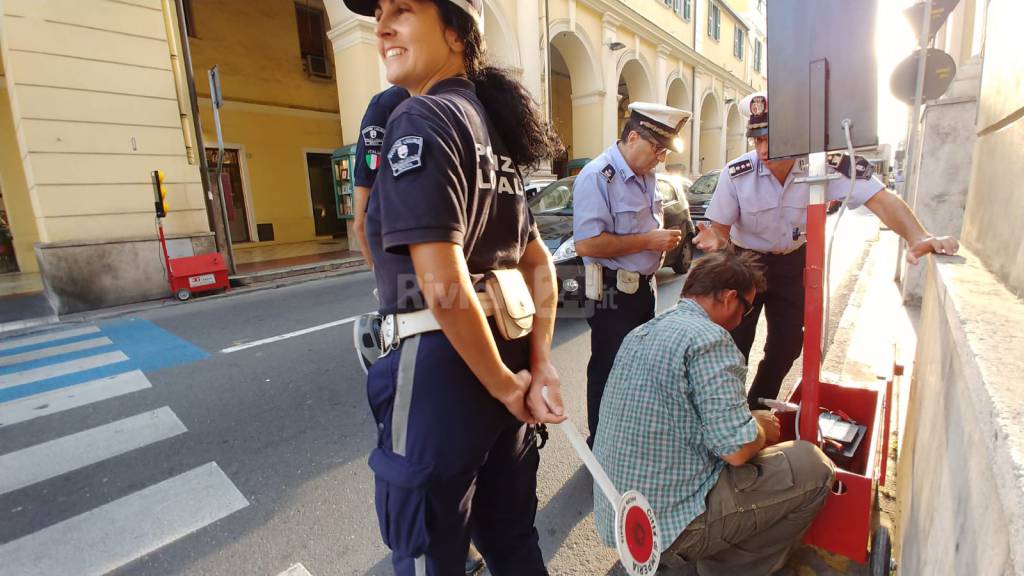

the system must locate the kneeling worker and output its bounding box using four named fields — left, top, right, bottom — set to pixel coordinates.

left=593, top=251, right=835, bottom=575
